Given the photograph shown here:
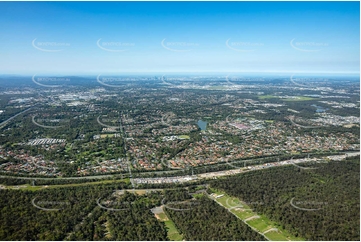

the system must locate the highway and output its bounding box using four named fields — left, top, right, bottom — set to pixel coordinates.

left=0, top=107, right=33, bottom=129
left=0, top=151, right=358, bottom=182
